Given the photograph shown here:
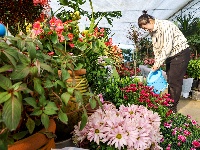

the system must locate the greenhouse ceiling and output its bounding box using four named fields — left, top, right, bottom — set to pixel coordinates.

left=50, top=0, right=200, bottom=47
